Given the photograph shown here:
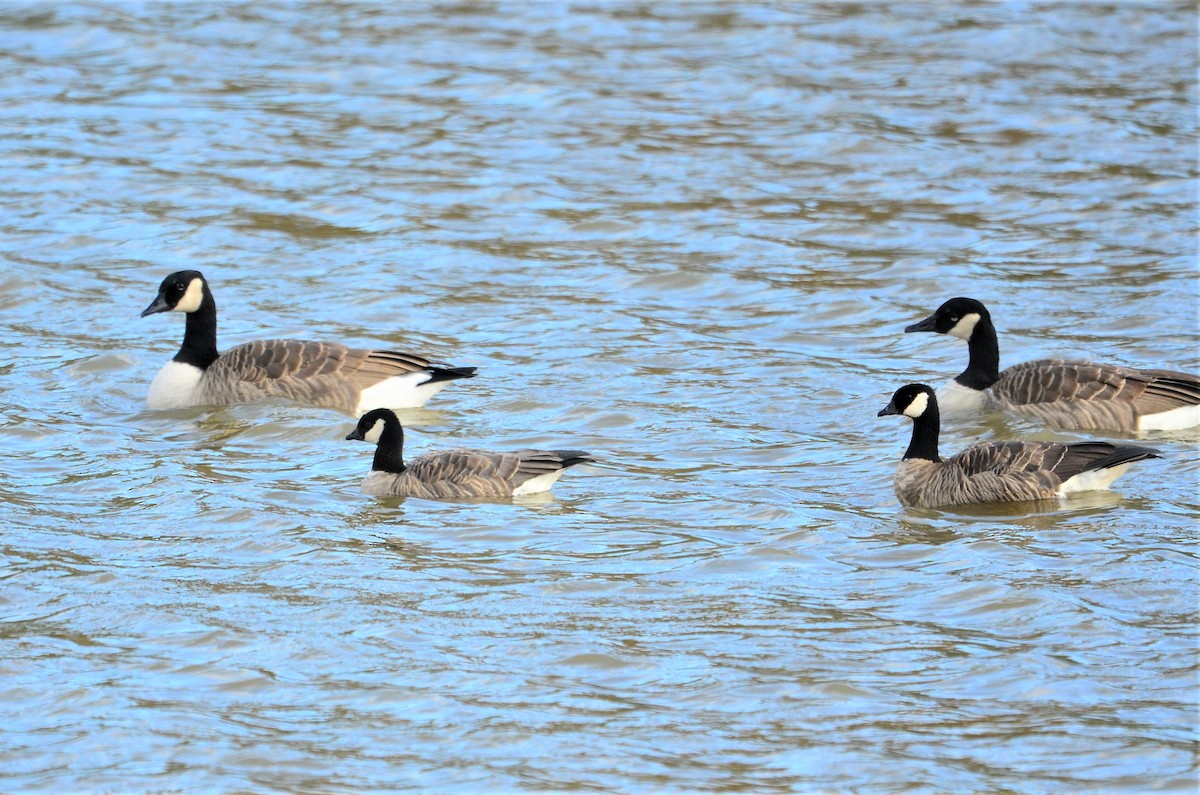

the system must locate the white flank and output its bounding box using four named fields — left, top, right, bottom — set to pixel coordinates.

left=512, top=469, right=568, bottom=496
left=1057, top=463, right=1132, bottom=496
left=937, top=380, right=987, bottom=414
left=356, top=372, right=450, bottom=414
left=146, top=360, right=204, bottom=409
left=175, top=278, right=205, bottom=313
left=1138, top=404, right=1200, bottom=432
left=947, top=312, right=981, bottom=341
left=902, top=391, right=930, bottom=419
